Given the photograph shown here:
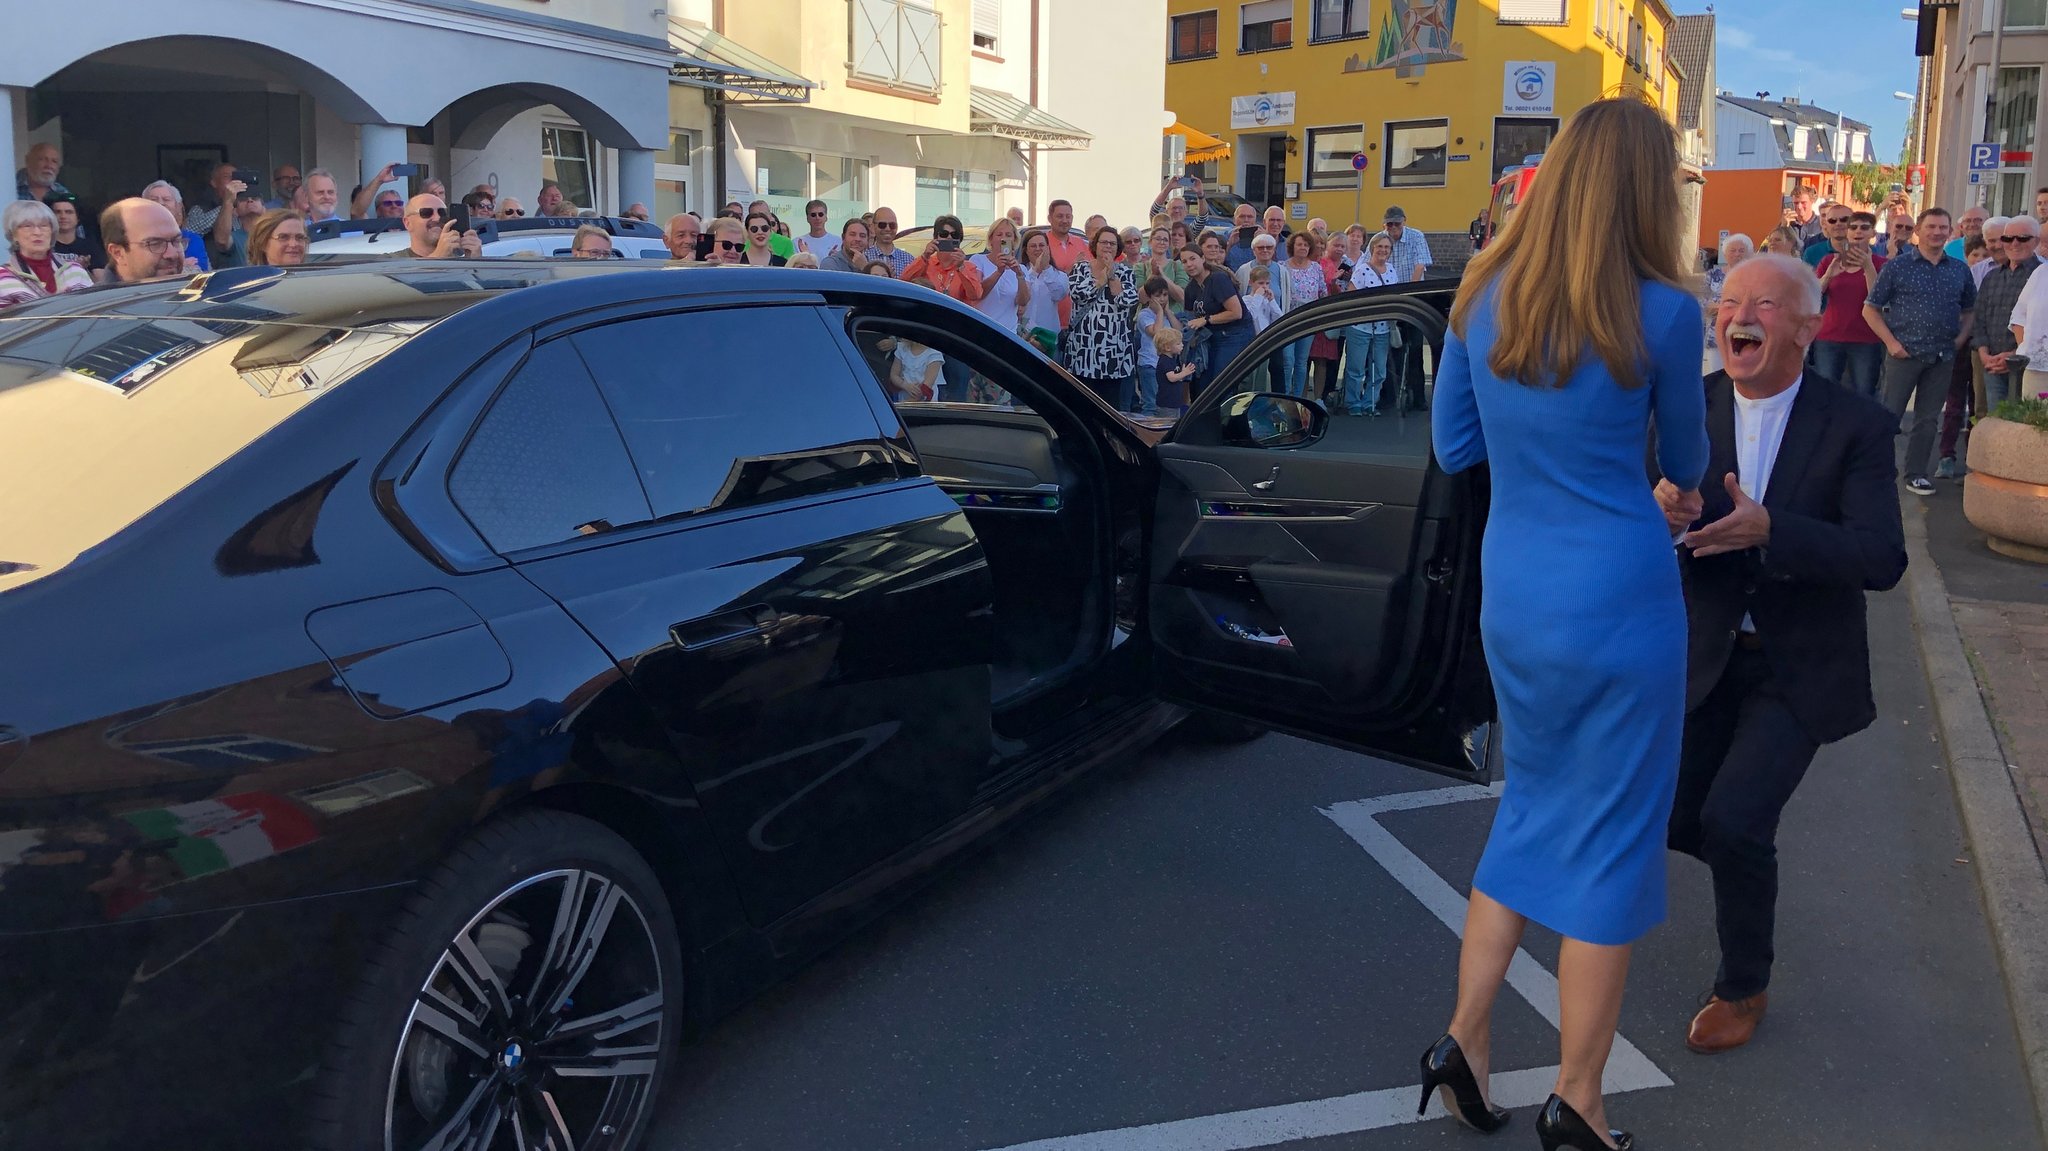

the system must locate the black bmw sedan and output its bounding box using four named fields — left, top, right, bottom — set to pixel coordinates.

left=0, top=260, right=1491, bottom=1150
